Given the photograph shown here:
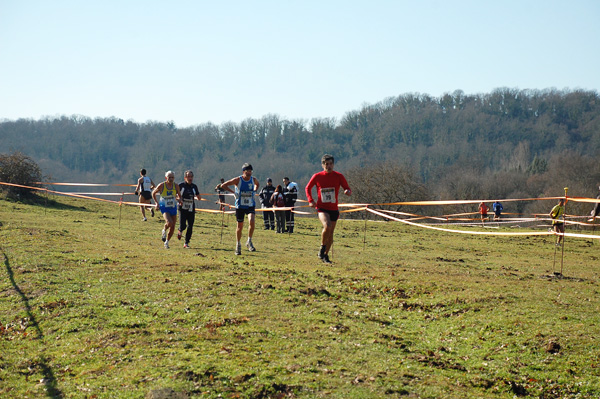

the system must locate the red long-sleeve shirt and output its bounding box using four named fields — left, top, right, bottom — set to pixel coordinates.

left=305, top=170, right=350, bottom=211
